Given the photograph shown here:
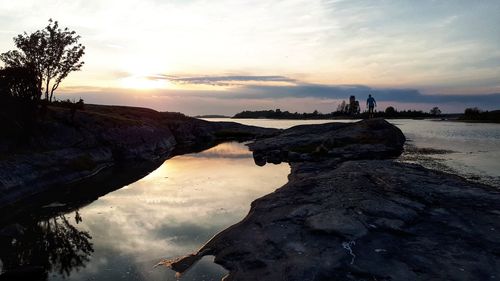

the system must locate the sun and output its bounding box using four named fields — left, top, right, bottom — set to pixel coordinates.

left=119, top=59, right=173, bottom=90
